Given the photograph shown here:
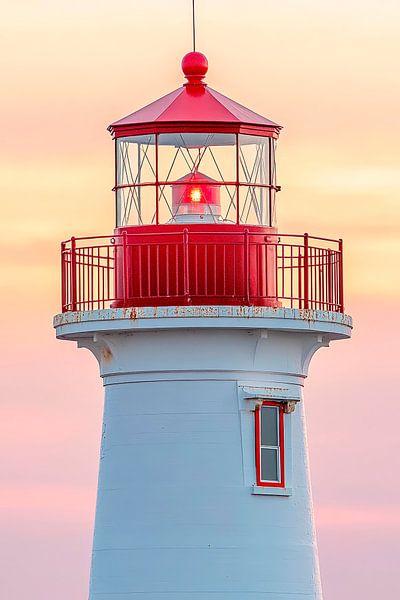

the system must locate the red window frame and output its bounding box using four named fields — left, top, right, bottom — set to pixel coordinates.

left=255, top=401, right=285, bottom=488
